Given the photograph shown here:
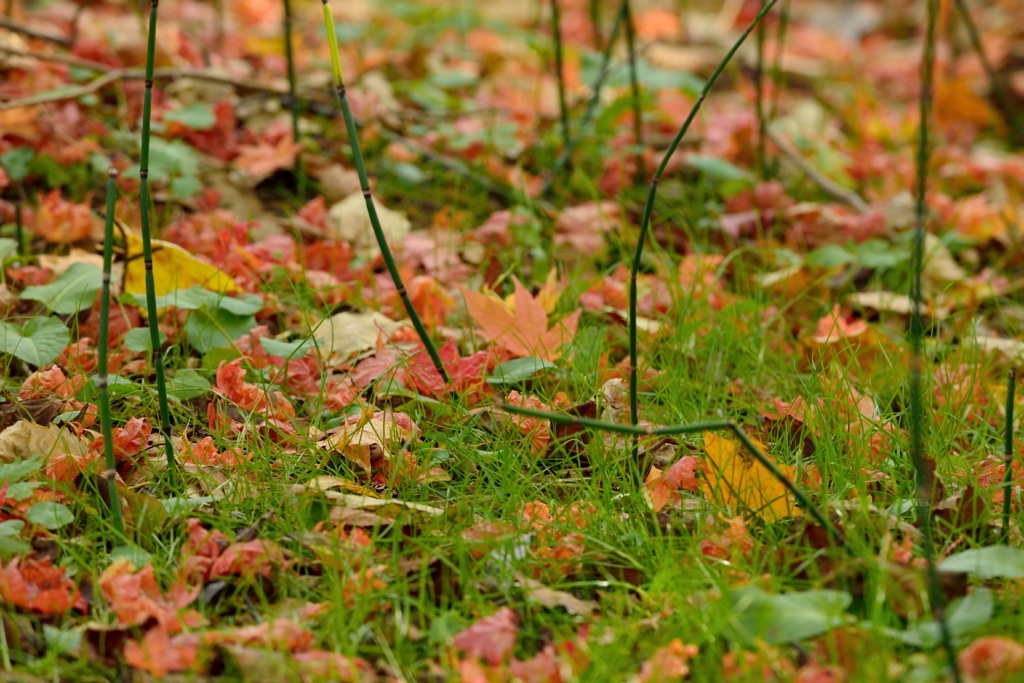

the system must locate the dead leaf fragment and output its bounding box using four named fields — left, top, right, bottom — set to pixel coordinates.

left=701, top=432, right=801, bottom=523
left=313, top=310, right=408, bottom=359
left=327, top=193, right=410, bottom=259
left=0, top=421, right=89, bottom=465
